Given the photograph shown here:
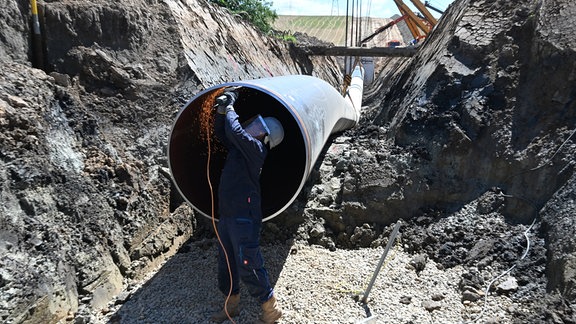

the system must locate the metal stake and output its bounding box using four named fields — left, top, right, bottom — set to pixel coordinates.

left=360, top=221, right=402, bottom=304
